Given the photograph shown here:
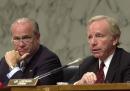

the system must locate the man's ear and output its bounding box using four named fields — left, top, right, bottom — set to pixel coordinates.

left=36, top=32, right=40, bottom=39
left=113, top=37, right=119, bottom=46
